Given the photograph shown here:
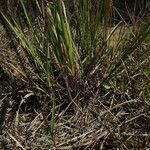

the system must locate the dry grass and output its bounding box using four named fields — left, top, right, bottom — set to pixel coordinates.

left=0, top=91, right=149, bottom=149
left=0, top=1, right=150, bottom=148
